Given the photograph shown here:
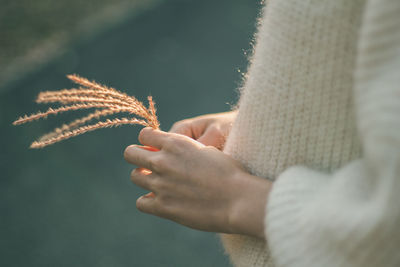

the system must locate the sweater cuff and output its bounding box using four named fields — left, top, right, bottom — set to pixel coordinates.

left=264, top=166, right=329, bottom=266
